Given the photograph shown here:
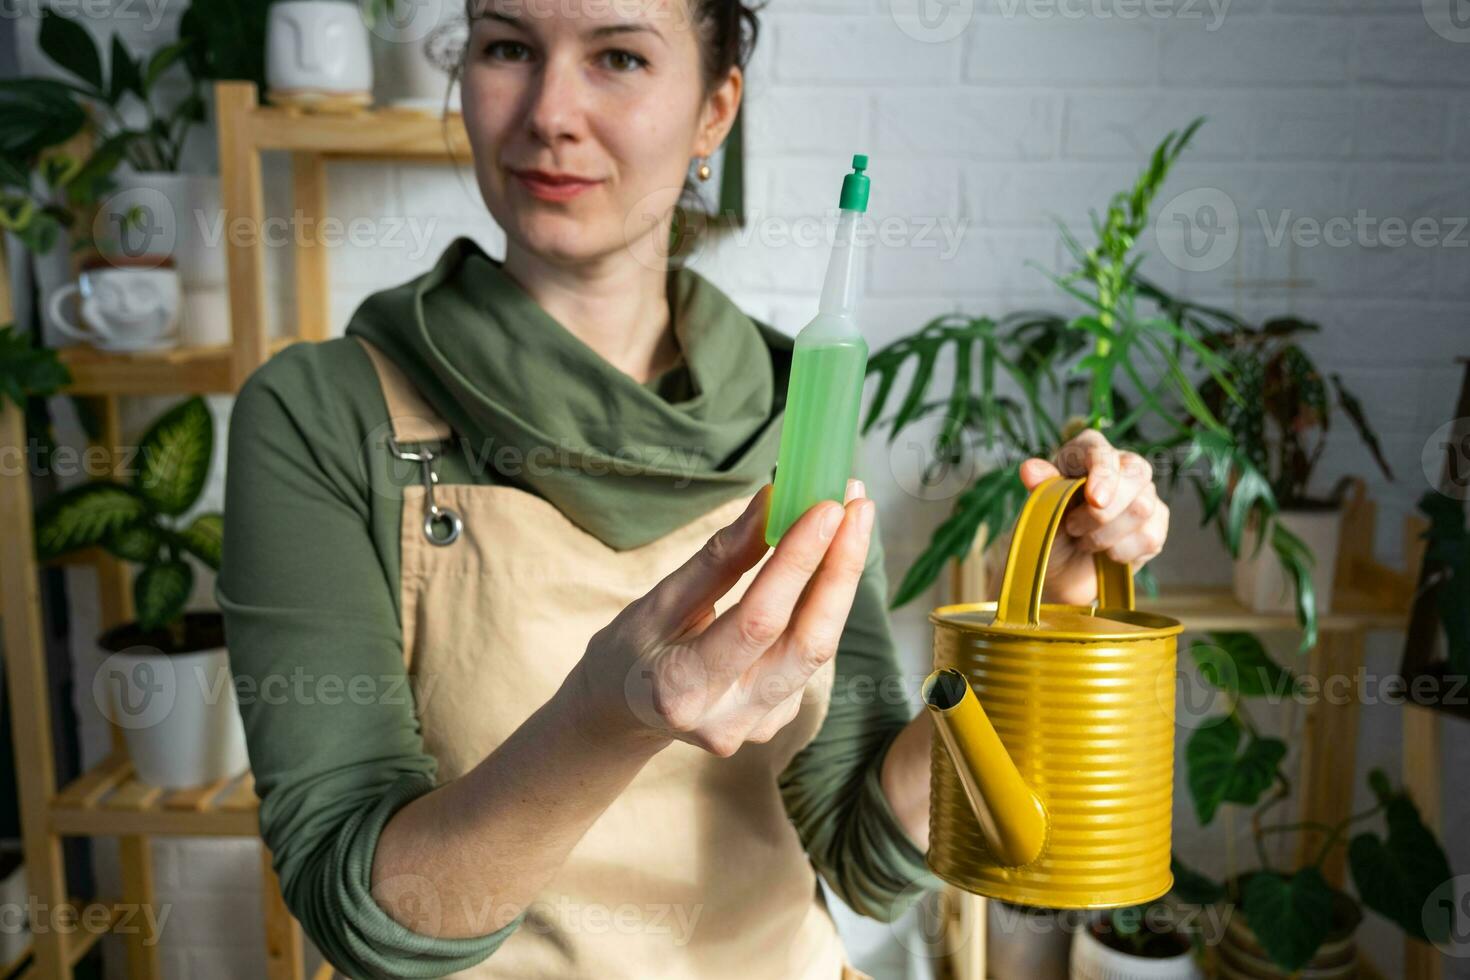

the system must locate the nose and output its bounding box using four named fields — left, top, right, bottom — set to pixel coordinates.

left=523, top=52, right=585, bottom=148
